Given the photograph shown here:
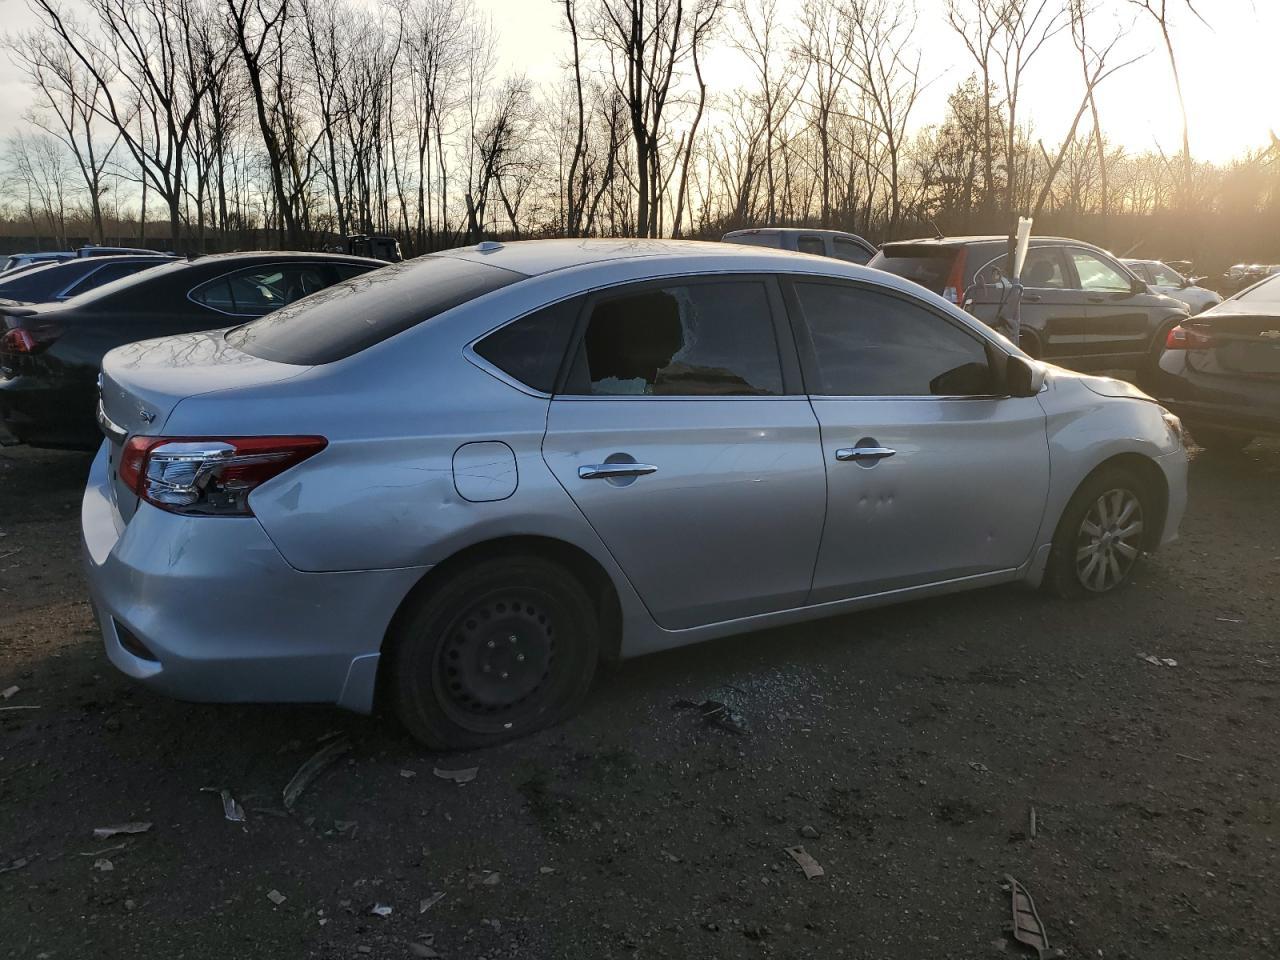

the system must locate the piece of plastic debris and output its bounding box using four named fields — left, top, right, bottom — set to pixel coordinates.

left=400, top=769, right=417, bottom=779
left=267, top=889, right=286, bottom=906
left=1137, top=653, right=1177, bottom=667
left=93, top=858, right=114, bottom=872
left=1175, top=753, right=1207, bottom=763
left=92, top=822, right=152, bottom=840
left=798, top=825, right=820, bottom=840
left=201, top=787, right=247, bottom=823
left=282, top=737, right=351, bottom=810
left=1001, top=874, right=1065, bottom=959
left=1161, top=658, right=1178, bottom=667
left=1029, top=807, right=1037, bottom=840
left=0, top=705, right=39, bottom=712
left=1216, top=617, right=1244, bottom=624
left=1, top=685, right=18, bottom=699
left=969, top=761, right=990, bottom=773
left=539, top=866, right=555, bottom=875
left=79, top=842, right=128, bottom=857
left=0, top=857, right=30, bottom=874
left=784, top=845, right=825, bottom=880
left=409, top=944, right=441, bottom=959
left=419, top=892, right=446, bottom=913
left=370, top=903, right=393, bottom=917
left=432, top=766, right=478, bottom=785
left=674, top=698, right=749, bottom=734
left=482, top=872, right=501, bottom=885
